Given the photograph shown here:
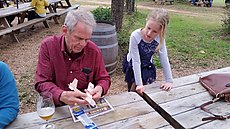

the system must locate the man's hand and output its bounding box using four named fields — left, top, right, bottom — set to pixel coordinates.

left=160, top=82, right=173, bottom=91
left=136, top=85, right=145, bottom=95
left=90, top=85, right=103, bottom=101
left=60, top=90, right=88, bottom=106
